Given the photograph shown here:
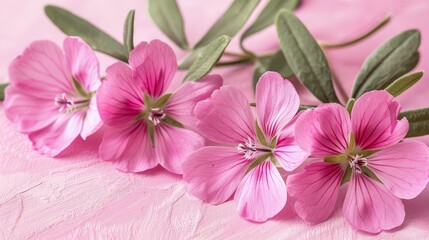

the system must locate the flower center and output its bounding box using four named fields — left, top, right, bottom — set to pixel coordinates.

left=237, top=137, right=271, bottom=160
left=348, top=154, right=368, bottom=174
left=54, top=93, right=89, bottom=113
left=147, top=108, right=166, bottom=126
